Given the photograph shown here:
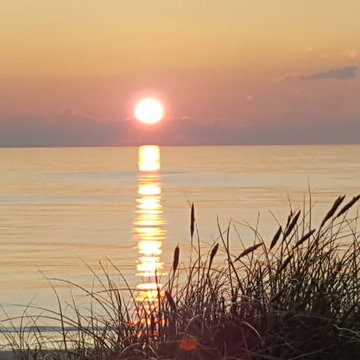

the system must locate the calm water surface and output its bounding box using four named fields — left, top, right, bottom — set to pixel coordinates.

left=0, top=145, right=359, bottom=315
